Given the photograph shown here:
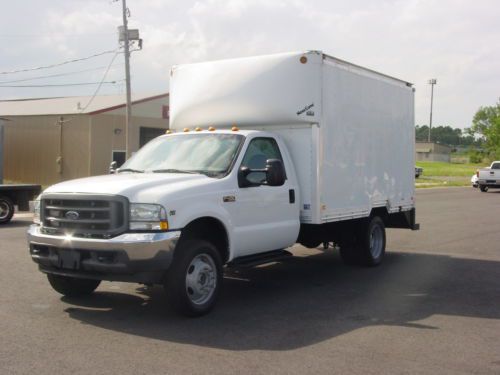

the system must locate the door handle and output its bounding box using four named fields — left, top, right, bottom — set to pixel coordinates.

left=289, top=189, right=295, bottom=204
